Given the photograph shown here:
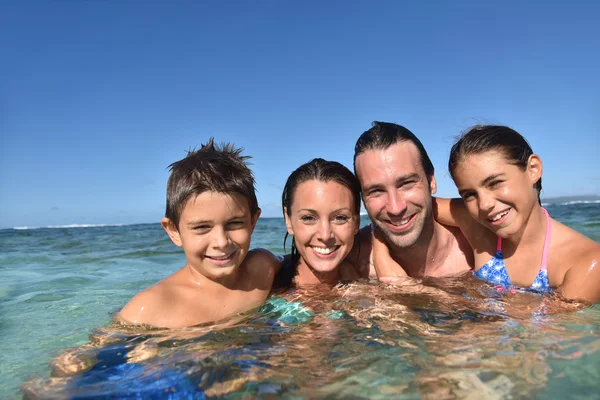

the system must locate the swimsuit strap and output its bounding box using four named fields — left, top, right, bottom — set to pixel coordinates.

left=540, top=207, right=551, bottom=271
left=496, top=236, right=503, bottom=252
left=494, top=207, right=551, bottom=271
